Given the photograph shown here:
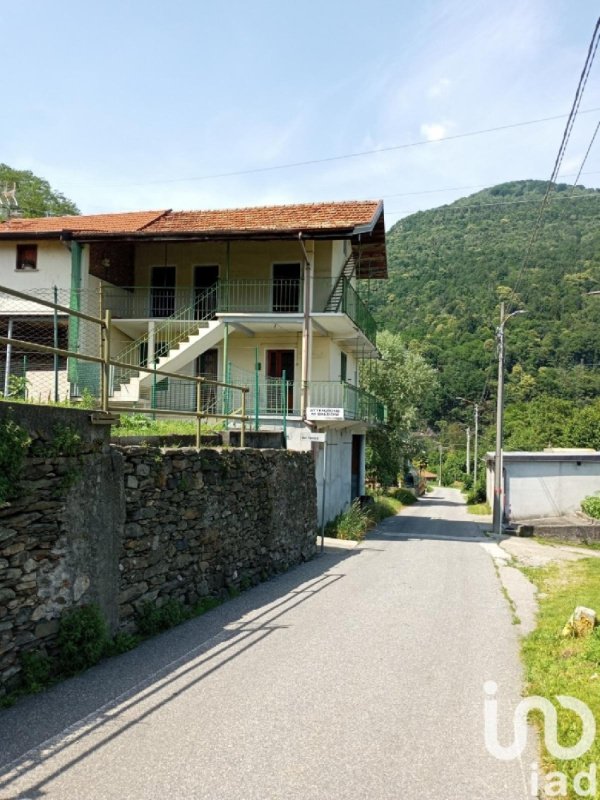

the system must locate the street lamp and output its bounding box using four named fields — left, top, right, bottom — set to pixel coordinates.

left=492, top=302, right=526, bottom=536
